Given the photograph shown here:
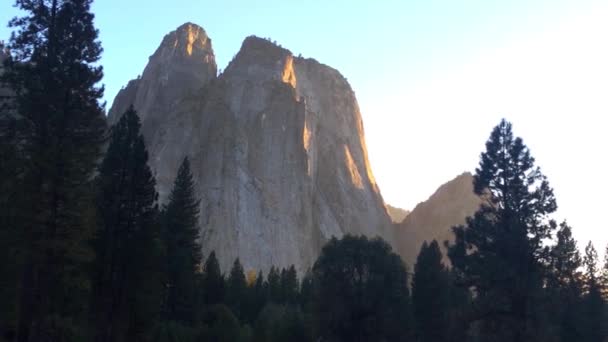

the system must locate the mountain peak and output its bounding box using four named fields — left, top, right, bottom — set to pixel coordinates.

left=158, top=22, right=214, bottom=59
left=223, top=35, right=296, bottom=88
left=108, top=22, right=217, bottom=125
